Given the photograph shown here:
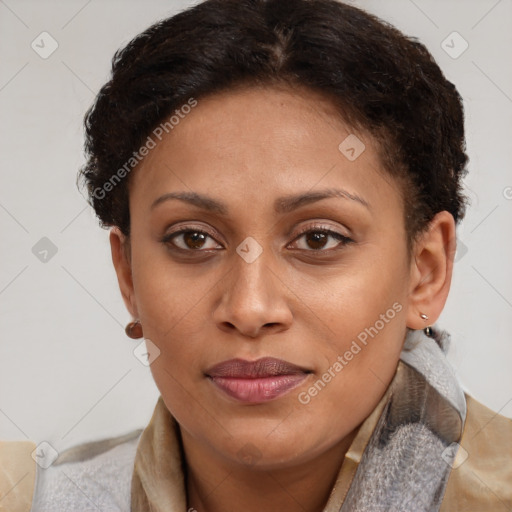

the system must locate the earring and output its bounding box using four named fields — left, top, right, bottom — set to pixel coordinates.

left=419, top=312, right=433, bottom=337
left=125, top=319, right=143, bottom=339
